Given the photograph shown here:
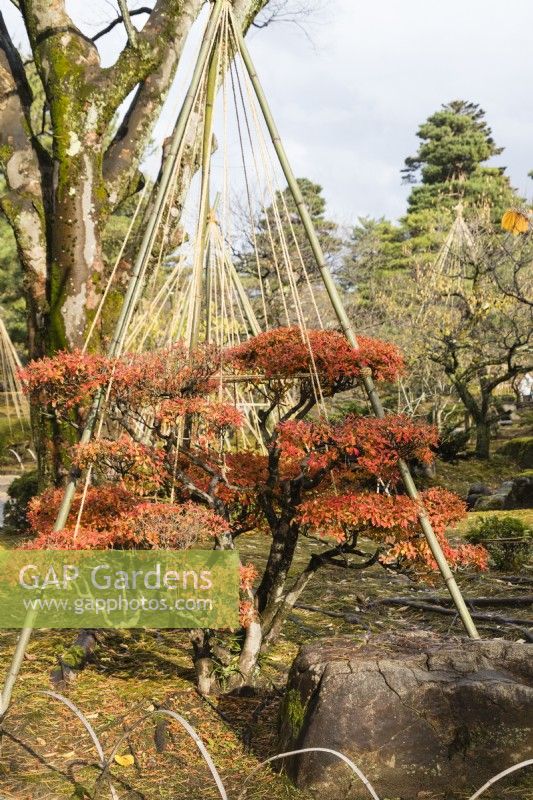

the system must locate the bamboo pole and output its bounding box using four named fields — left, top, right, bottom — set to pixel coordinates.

left=226, top=250, right=261, bottom=337
left=205, top=194, right=223, bottom=343
left=0, top=0, right=228, bottom=720
left=230, top=12, right=480, bottom=640
left=205, top=226, right=214, bottom=343
left=190, top=38, right=221, bottom=351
